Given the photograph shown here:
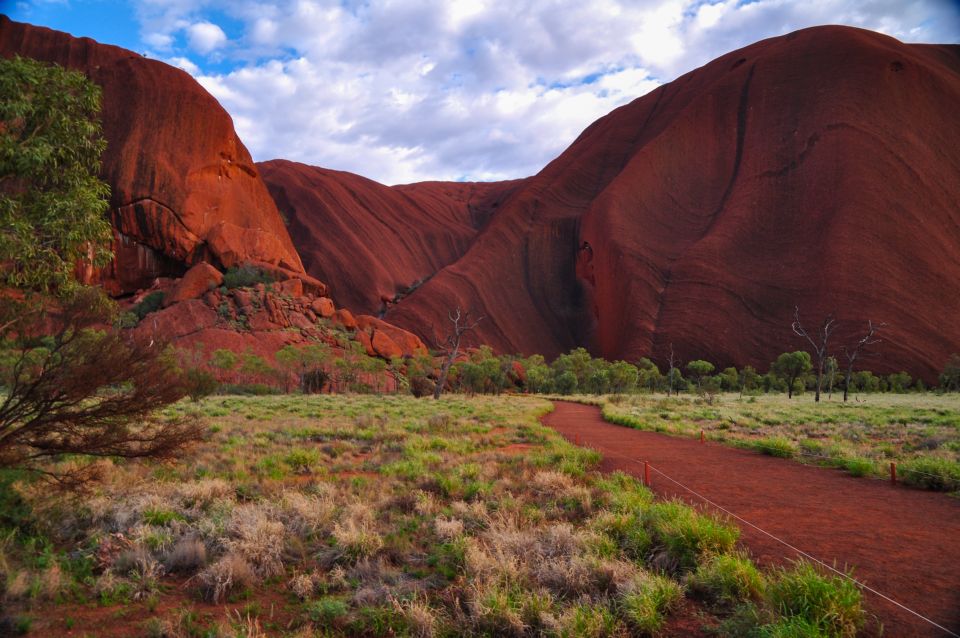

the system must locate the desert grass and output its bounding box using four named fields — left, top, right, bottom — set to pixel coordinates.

left=0, top=394, right=864, bottom=636
left=566, top=392, right=960, bottom=492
